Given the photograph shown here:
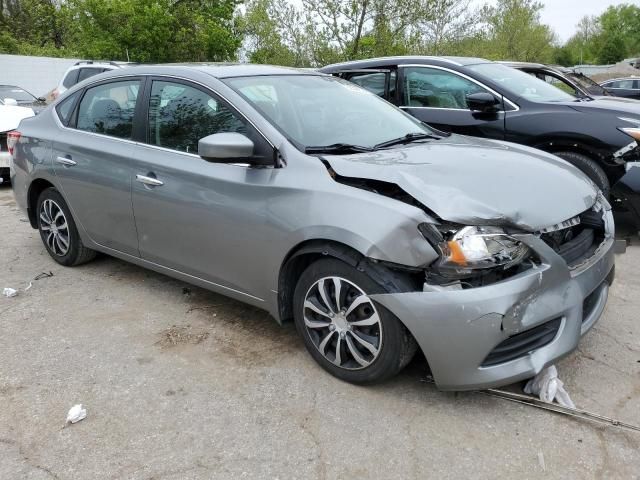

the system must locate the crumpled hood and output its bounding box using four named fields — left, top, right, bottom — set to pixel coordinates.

left=324, top=135, right=598, bottom=231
